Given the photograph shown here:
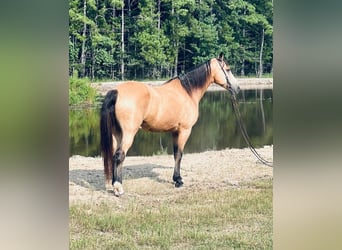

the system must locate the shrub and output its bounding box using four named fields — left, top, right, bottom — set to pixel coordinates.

left=69, top=73, right=97, bottom=106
